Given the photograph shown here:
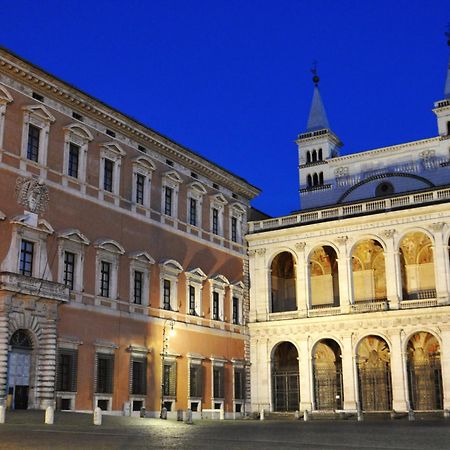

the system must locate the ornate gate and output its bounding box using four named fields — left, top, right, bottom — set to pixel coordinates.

left=408, top=361, right=443, bottom=410
left=358, top=367, right=392, bottom=411
left=313, top=367, right=343, bottom=410
left=273, top=371, right=299, bottom=411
